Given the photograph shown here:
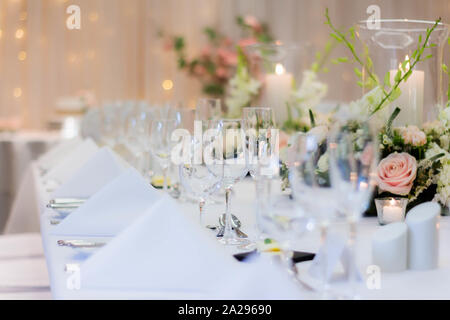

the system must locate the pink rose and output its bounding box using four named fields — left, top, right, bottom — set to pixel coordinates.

left=398, top=126, right=427, bottom=146
left=244, top=15, right=262, bottom=32
left=377, top=152, right=417, bottom=195
left=217, top=48, right=237, bottom=66
left=215, top=67, right=228, bottom=79
left=193, top=64, right=206, bottom=76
